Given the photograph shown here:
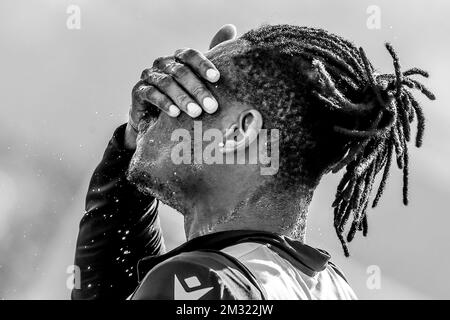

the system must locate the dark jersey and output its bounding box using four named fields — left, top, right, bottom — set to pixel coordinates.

left=72, top=124, right=164, bottom=300
left=72, top=124, right=356, bottom=300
